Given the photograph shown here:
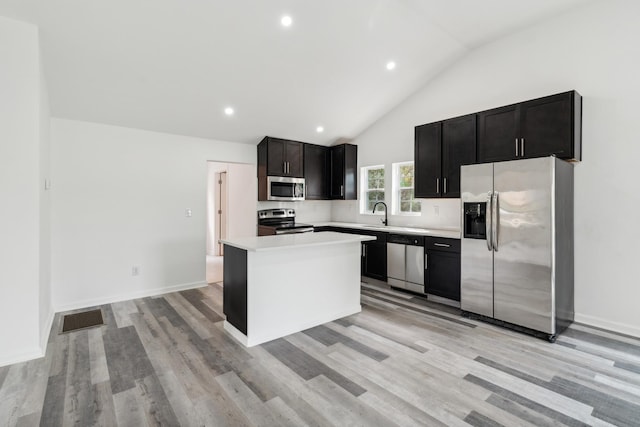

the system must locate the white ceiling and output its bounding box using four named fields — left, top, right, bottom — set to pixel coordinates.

left=0, top=0, right=591, bottom=145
